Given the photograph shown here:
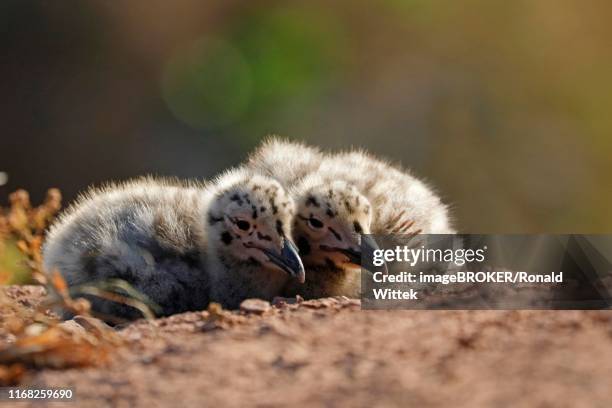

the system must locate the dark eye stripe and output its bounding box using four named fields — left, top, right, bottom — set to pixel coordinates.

left=328, top=227, right=342, bottom=241
left=257, top=232, right=272, bottom=241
